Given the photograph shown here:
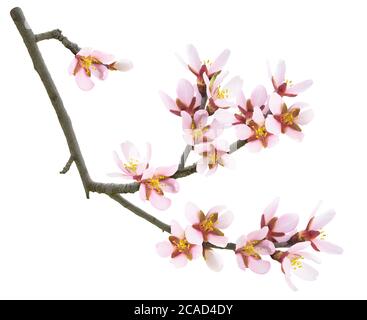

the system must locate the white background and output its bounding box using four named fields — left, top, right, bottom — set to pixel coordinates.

left=0, top=0, right=366, bottom=299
